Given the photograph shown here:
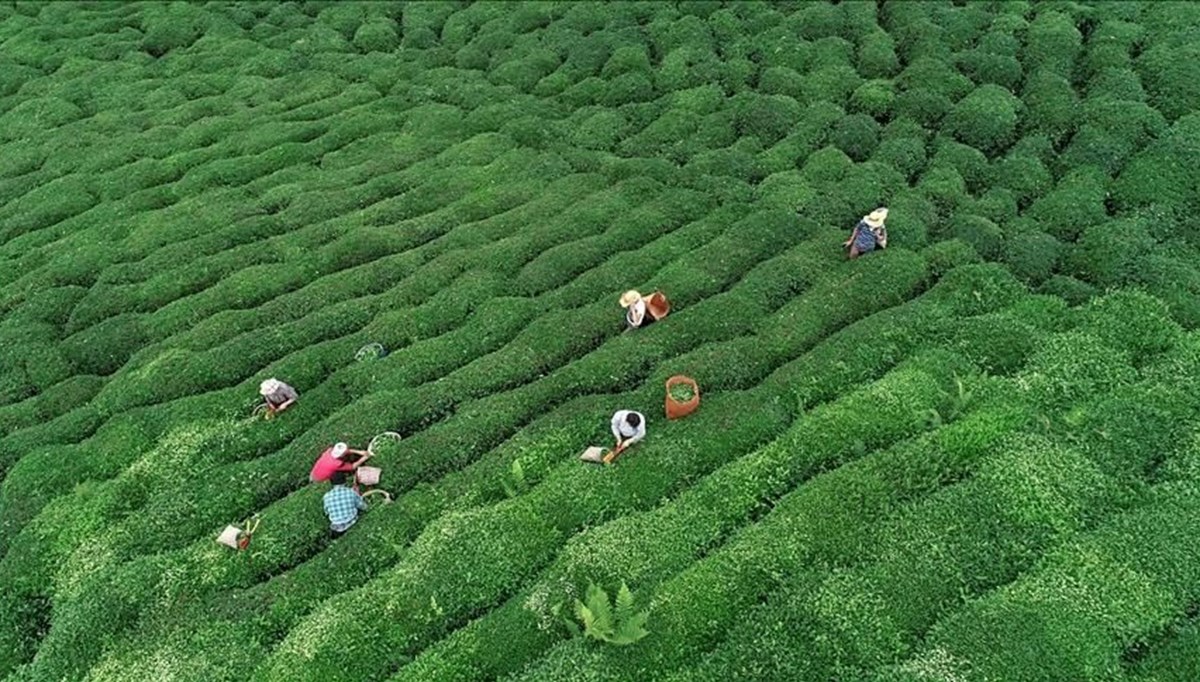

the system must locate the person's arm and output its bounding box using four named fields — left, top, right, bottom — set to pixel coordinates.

left=876, top=226, right=888, bottom=248
left=611, top=413, right=625, bottom=447
left=356, top=492, right=367, bottom=511
left=625, top=419, right=646, bottom=446
left=843, top=225, right=859, bottom=247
